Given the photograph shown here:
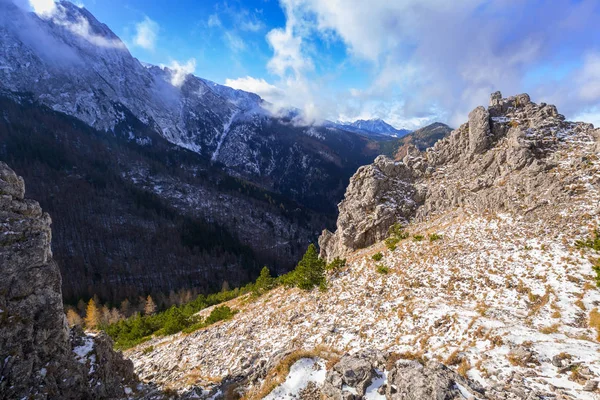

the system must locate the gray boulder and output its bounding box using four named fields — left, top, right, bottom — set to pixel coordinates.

left=468, top=106, right=491, bottom=155
left=386, top=360, right=485, bottom=400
